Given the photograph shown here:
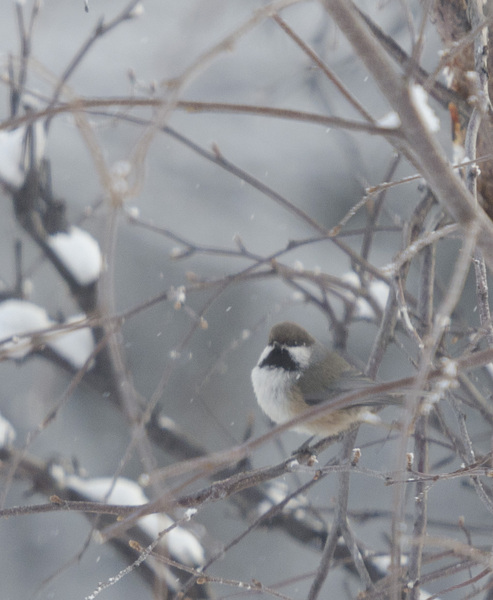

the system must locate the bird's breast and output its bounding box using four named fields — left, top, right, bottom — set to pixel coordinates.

left=251, top=366, right=300, bottom=424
